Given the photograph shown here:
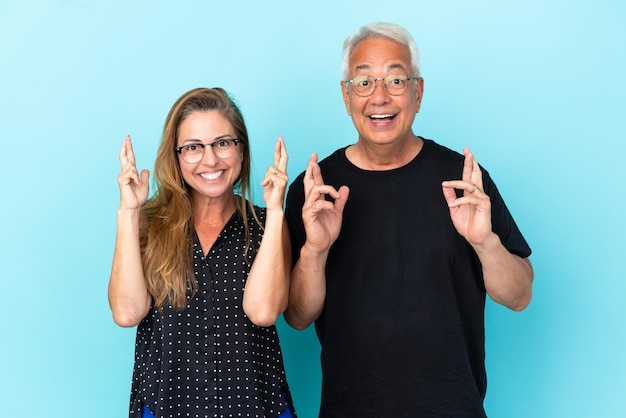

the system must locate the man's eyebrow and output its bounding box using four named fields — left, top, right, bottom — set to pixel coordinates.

left=387, top=63, right=407, bottom=71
